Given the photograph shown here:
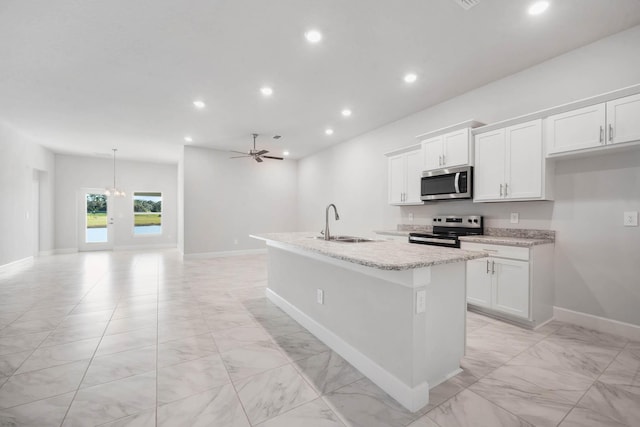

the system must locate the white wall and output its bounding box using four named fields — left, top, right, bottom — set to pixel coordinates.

left=0, top=123, right=55, bottom=266
left=183, top=146, right=298, bottom=255
left=297, top=25, right=640, bottom=325
left=55, top=154, right=178, bottom=251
